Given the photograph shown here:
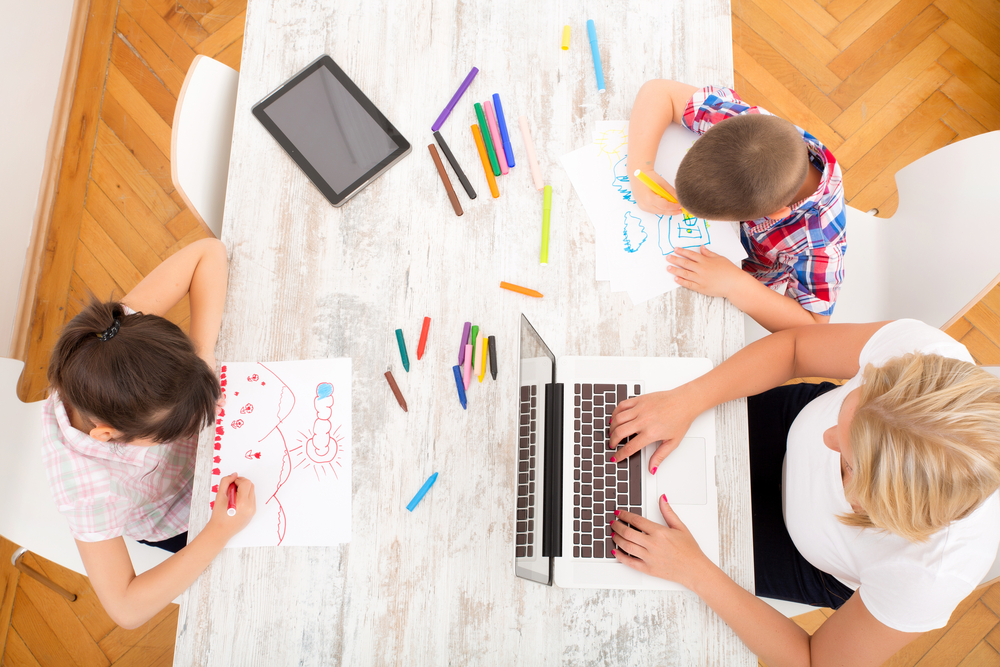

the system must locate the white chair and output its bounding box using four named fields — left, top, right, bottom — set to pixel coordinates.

left=171, top=55, right=239, bottom=239
left=746, top=131, right=1000, bottom=344
left=0, top=358, right=171, bottom=600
